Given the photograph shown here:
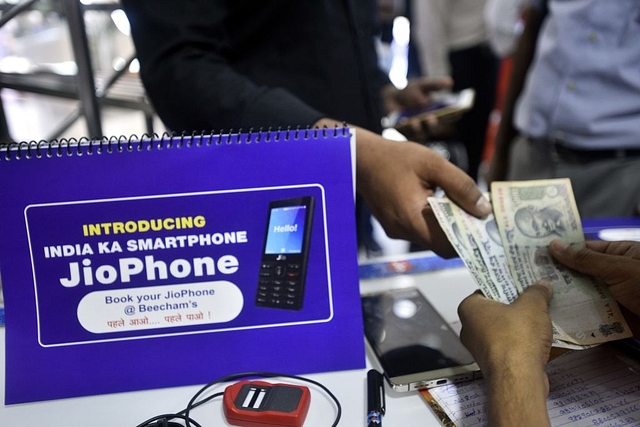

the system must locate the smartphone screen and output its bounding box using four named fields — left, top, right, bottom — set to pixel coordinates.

left=362, top=287, right=477, bottom=389
left=264, top=204, right=309, bottom=255
left=256, top=197, right=314, bottom=310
